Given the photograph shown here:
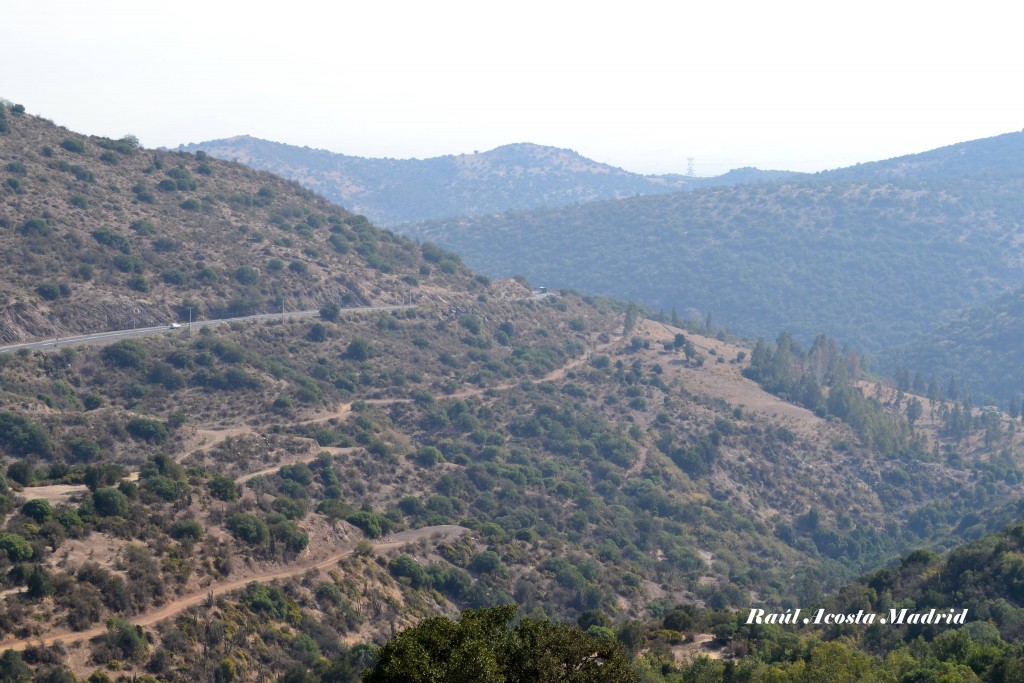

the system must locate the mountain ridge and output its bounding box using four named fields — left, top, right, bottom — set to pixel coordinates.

left=177, top=136, right=800, bottom=225
left=402, top=130, right=1024, bottom=356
